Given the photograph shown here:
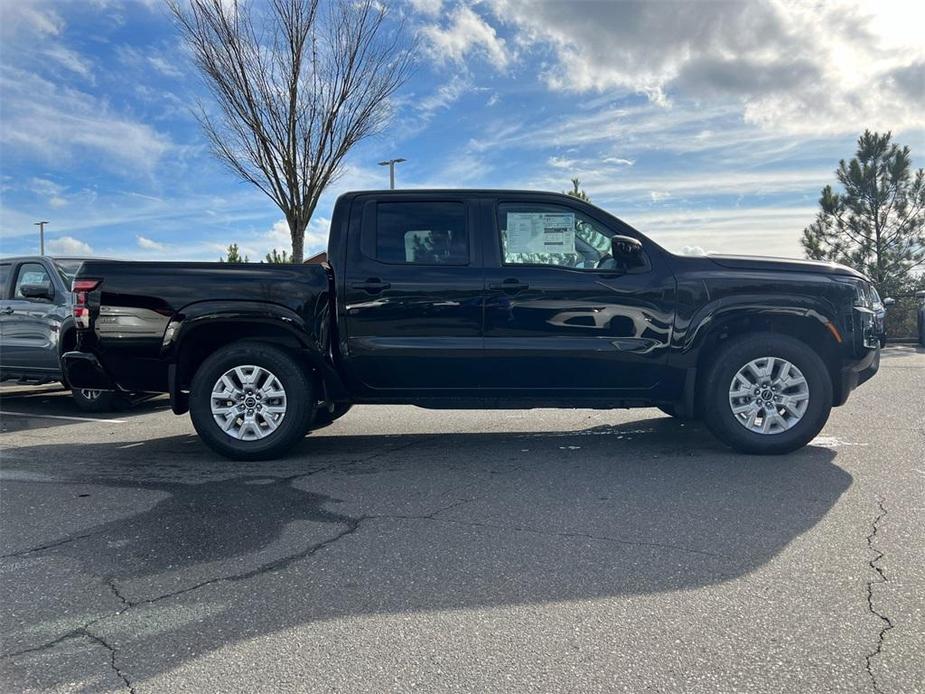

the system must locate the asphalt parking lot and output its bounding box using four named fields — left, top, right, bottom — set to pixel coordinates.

left=1, top=345, right=923, bottom=693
